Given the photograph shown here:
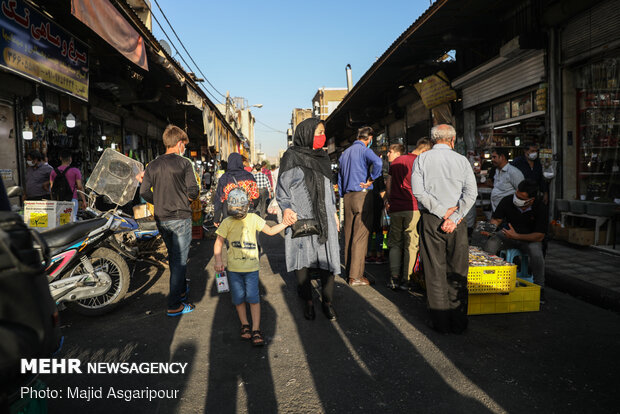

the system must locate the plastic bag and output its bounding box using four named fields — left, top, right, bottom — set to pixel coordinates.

left=267, top=198, right=281, bottom=216
left=380, top=208, right=390, bottom=228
